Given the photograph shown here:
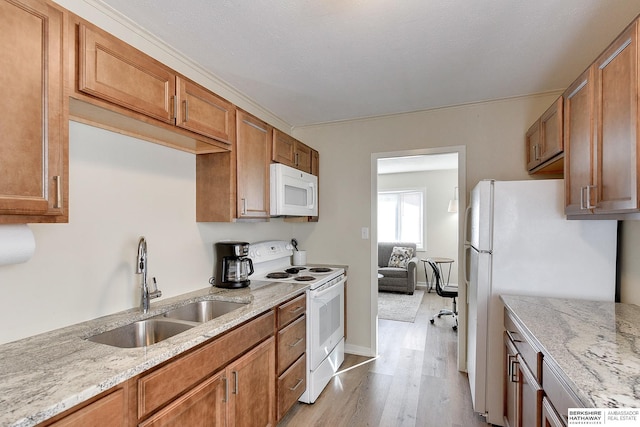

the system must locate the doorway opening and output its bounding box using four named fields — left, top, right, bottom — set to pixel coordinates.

left=370, top=146, right=466, bottom=370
